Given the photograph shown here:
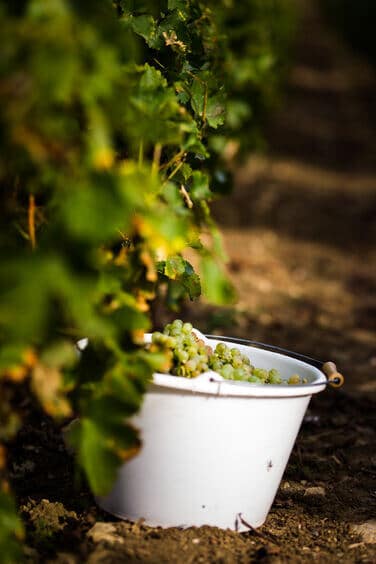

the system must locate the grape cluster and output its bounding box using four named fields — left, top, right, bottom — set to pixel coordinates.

left=151, top=319, right=211, bottom=378
left=150, top=320, right=305, bottom=384
left=209, top=342, right=282, bottom=384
